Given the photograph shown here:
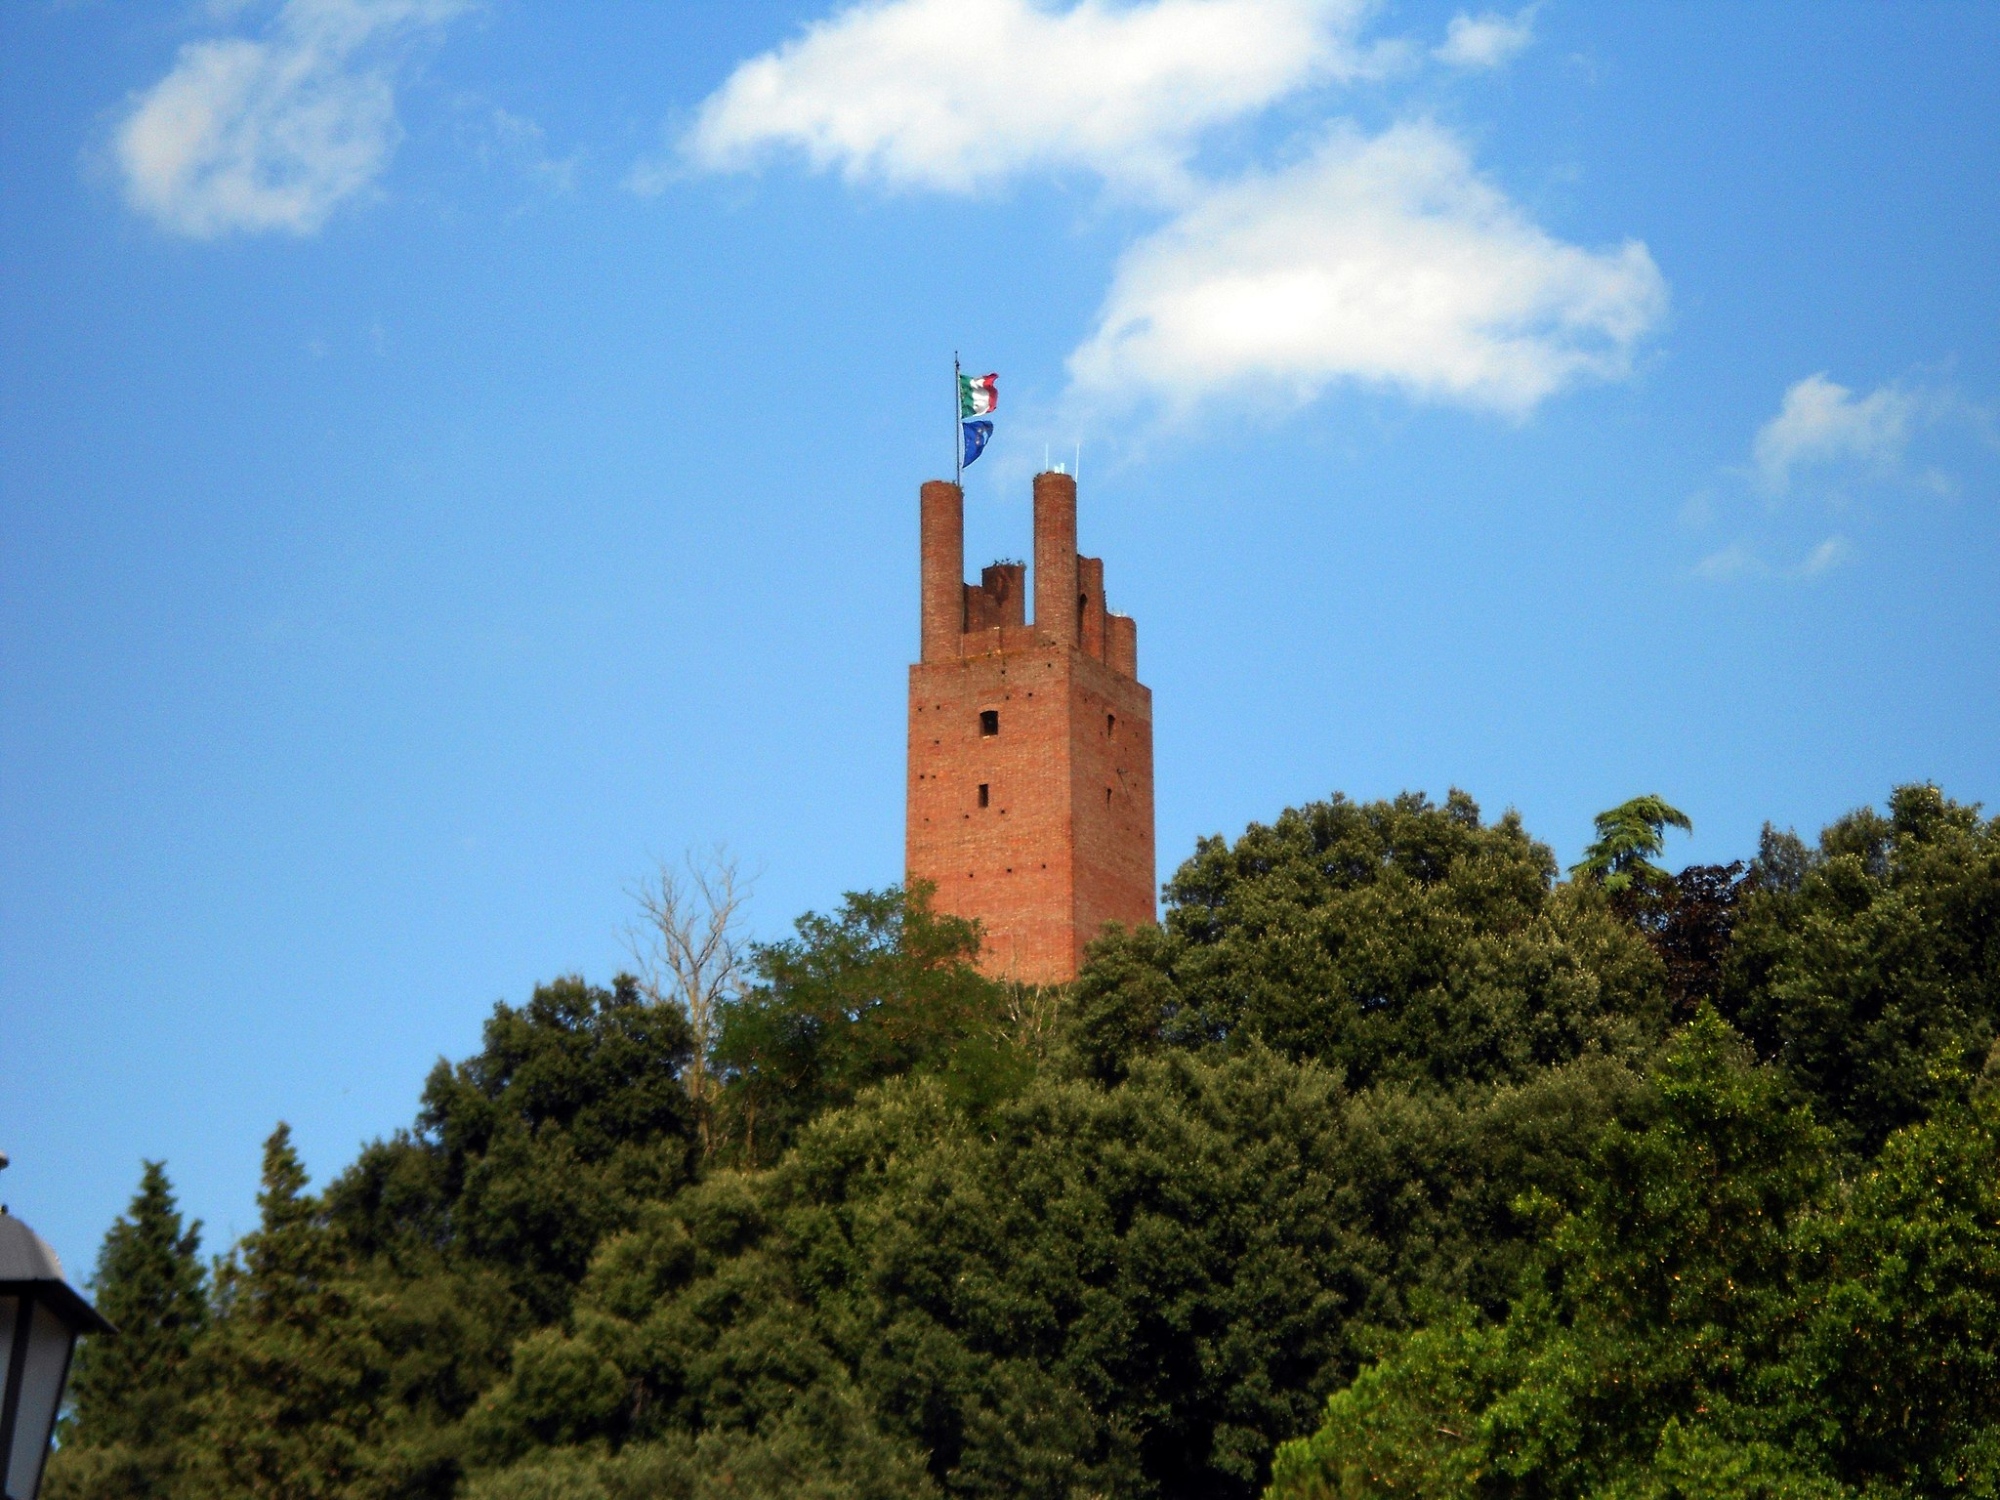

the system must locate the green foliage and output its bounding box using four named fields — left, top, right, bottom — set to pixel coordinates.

left=464, top=1040, right=1652, bottom=1500
left=327, top=975, right=700, bottom=1321
left=182, top=1126, right=406, bottom=1500
left=1572, top=795, right=1694, bottom=894
left=46, top=1162, right=208, bottom=1500
left=1266, top=1010, right=2000, bottom=1500
left=57, top=785, right=2000, bottom=1500
left=474, top=1052, right=1370, bottom=1499
left=463, top=1382, right=939, bottom=1500
left=1723, top=784, right=2000, bottom=1151
left=1790, top=1095, right=2000, bottom=1492
left=1071, top=790, right=1666, bottom=1089
left=713, top=885, right=1006, bottom=1164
